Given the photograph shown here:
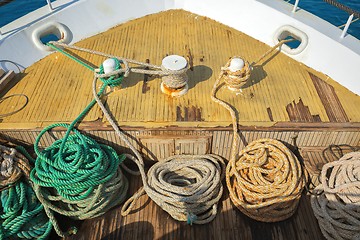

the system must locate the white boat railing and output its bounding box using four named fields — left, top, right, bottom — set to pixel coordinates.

left=288, top=0, right=360, bottom=39
left=46, top=0, right=53, bottom=11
